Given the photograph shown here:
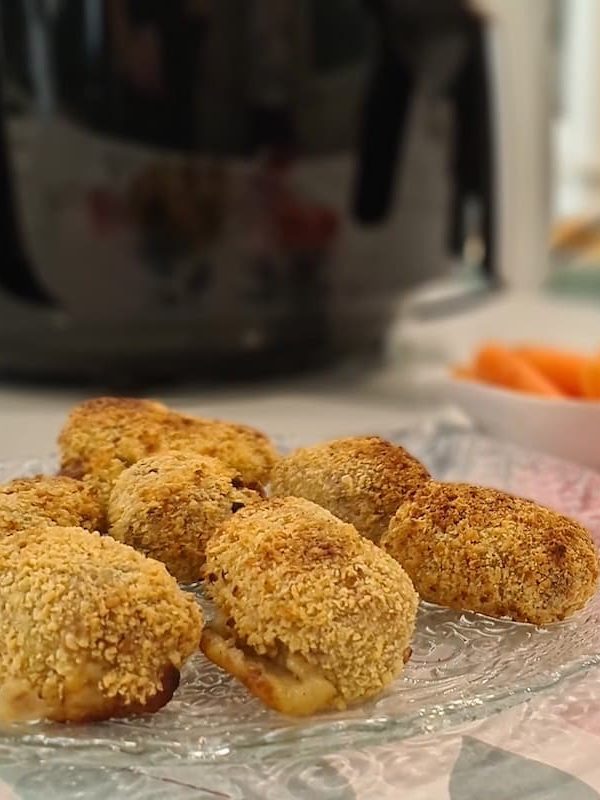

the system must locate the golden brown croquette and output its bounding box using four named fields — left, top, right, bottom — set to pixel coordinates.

left=58, top=397, right=278, bottom=503
left=0, top=526, right=203, bottom=723
left=0, top=476, right=104, bottom=536
left=382, top=482, right=599, bottom=625
left=202, top=497, right=418, bottom=715
left=108, top=452, right=265, bottom=583
left=270, top=436, right=430, bottom=543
